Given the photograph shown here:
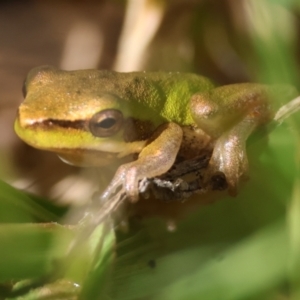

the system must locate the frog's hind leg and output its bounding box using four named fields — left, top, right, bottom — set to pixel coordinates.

left=208, top=115, right=257, bottom=195
left=190, top=84, right=272, bottom=195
